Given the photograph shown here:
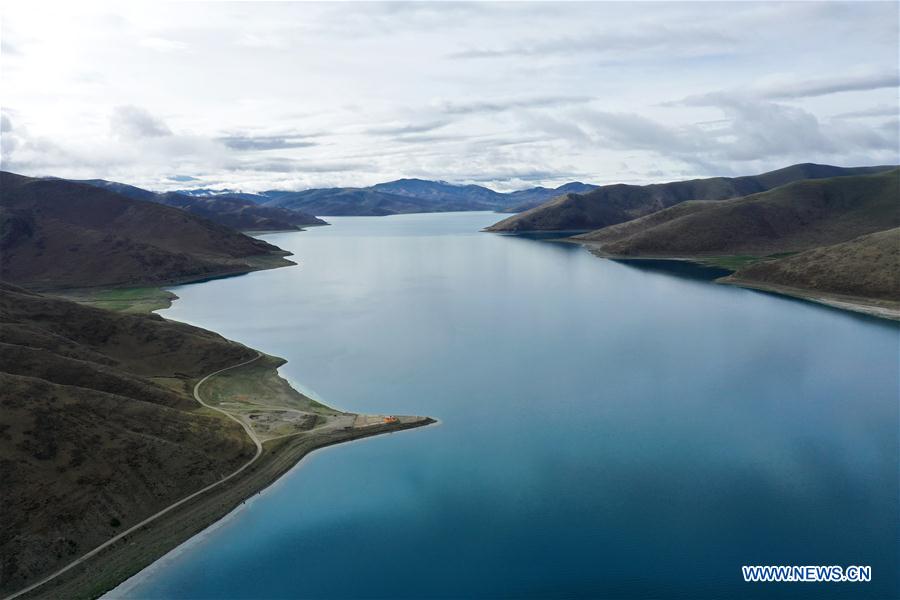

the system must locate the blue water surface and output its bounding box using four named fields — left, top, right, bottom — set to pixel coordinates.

left=116, top=212, right=899, bottom=599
